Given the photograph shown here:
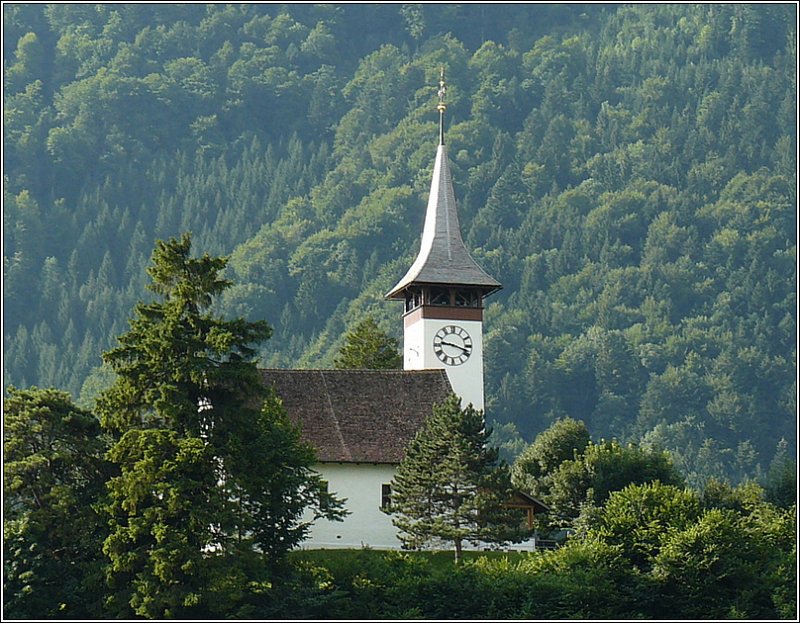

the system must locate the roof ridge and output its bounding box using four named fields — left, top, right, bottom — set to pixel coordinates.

left=317, top=371, right=352, bottom=462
